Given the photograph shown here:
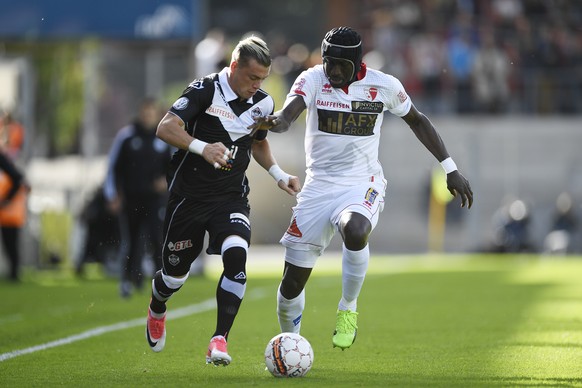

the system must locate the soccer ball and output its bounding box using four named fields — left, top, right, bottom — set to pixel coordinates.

left=264, top=332, right=314, bottom=378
